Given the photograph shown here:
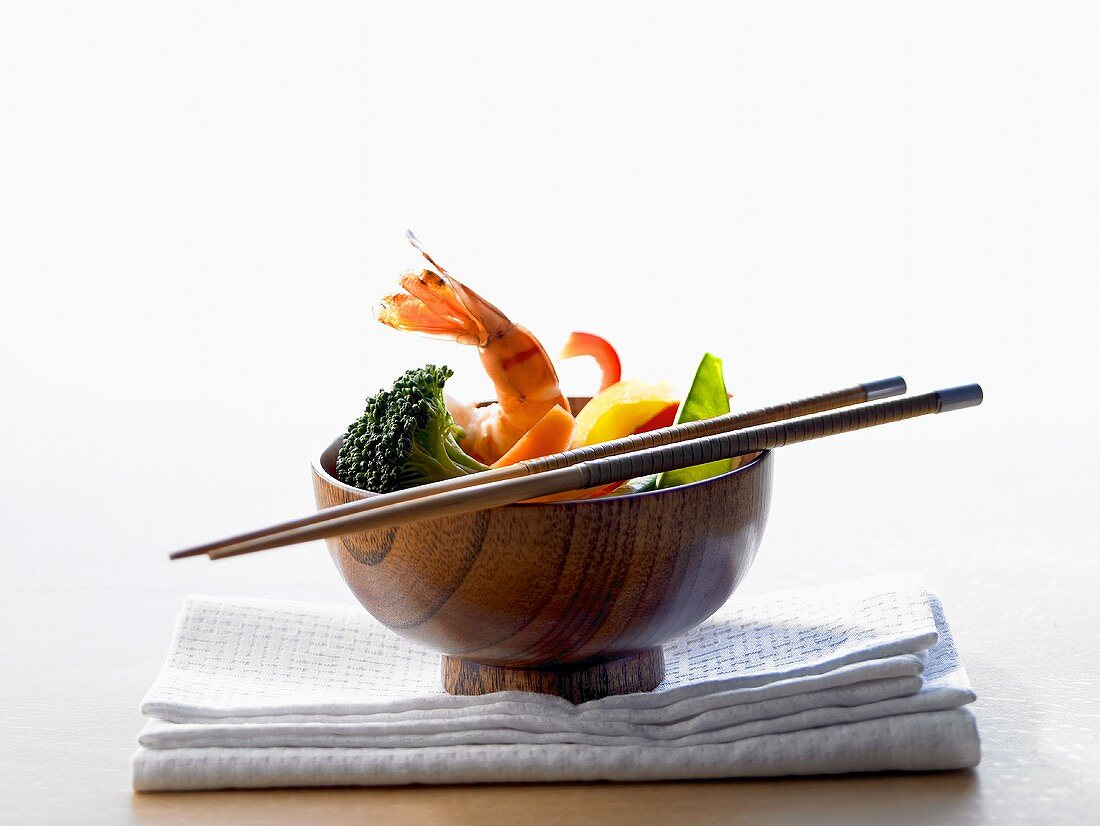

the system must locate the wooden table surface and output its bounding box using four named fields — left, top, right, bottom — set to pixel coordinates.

left=3, top=400, right=1097, bottom=824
